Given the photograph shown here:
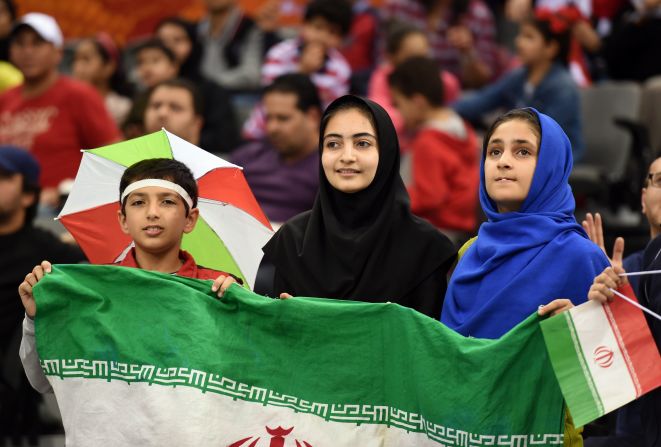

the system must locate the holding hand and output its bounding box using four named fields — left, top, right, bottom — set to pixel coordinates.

left=211, top=275, right=236, bottom=298
left=299, top=42, right=326, bottom=74
left=588, top=266, right=628, bottom=304
left=18, top=261, right=52, bottom=318
left=538, top=298, right=574, bottom=317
